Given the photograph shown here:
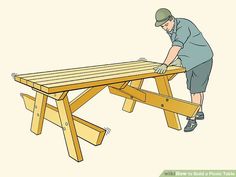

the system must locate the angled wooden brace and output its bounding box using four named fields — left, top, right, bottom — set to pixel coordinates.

left=109, top=82, right=146, bottom=102
left=109, top=81, right=129, bottom=89
left=70, top=85, right=106, bottom=113
left=122, top=79, right=144, bottom=113
left=167, top=74, right=177, bottom=81
left=109, top=87, right=200, bottom=118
